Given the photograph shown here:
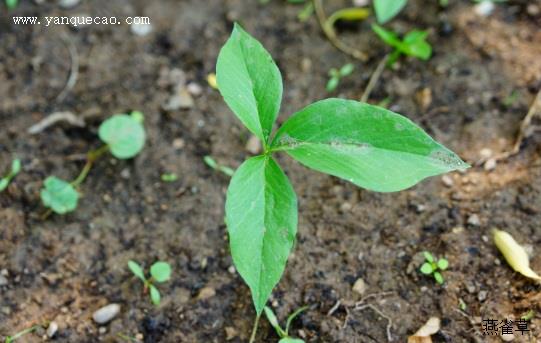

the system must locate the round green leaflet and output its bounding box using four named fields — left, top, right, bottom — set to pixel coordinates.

left=40, top=176, right=79, bottom=214
left=98, top=114, right=145, bottom=159
left=150, top=262, right=171, bottom=283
